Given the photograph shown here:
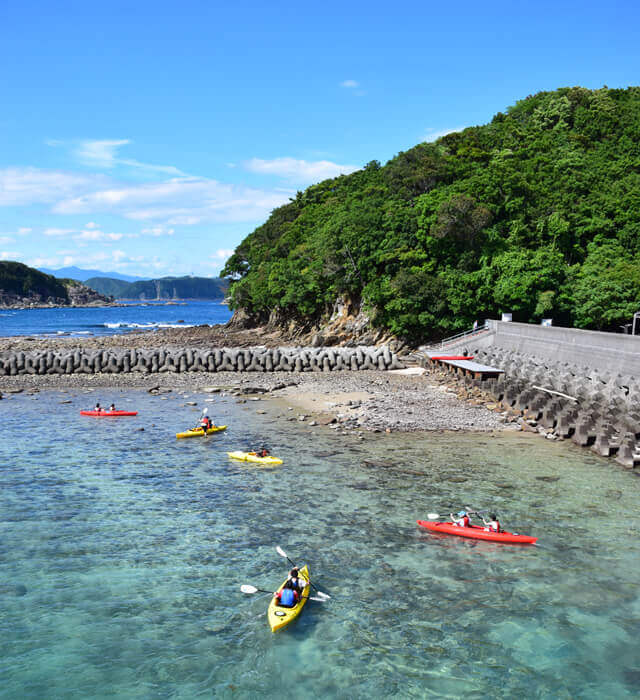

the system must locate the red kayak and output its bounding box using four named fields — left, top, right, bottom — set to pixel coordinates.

left=417, top=520, right=537, bottom=544
left=80, top=410, right=138, bottom=417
